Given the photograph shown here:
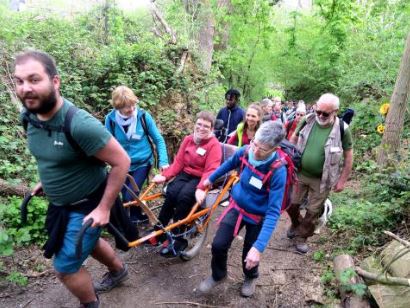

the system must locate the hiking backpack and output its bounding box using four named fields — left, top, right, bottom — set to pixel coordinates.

left=21, top=105, right=103, bottom=165
left=340, top=108, right=355, bottom=125
left=239, top=144, right=298, bottom=213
